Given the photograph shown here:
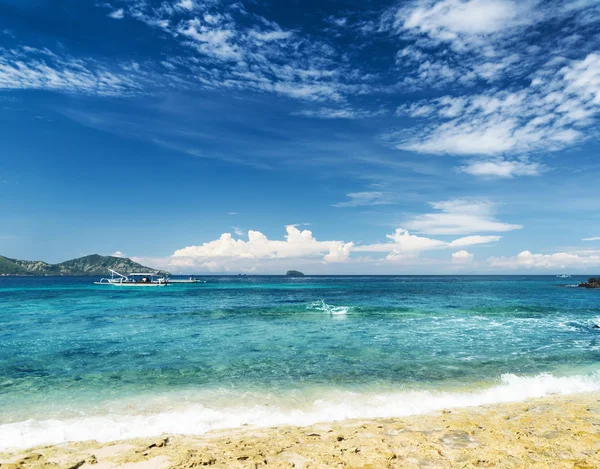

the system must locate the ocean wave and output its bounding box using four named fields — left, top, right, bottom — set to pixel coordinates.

left=557, top=317, right=600, bottom=331
left=307, top=300, right=350, bottom=315
left=2, top=371, right=600, bottom=451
